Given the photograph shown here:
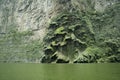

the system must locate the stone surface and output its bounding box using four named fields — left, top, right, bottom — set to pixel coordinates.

left=0, top=0, right=118, bottom=40
left=0, top=0, right=119, bottom=63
